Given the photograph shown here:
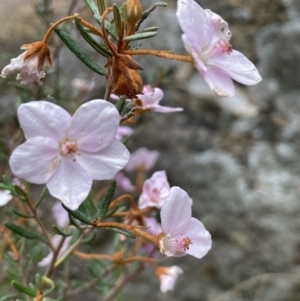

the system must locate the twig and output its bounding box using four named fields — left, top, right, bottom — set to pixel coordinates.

left=103, top=264, right=144, bottom=301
